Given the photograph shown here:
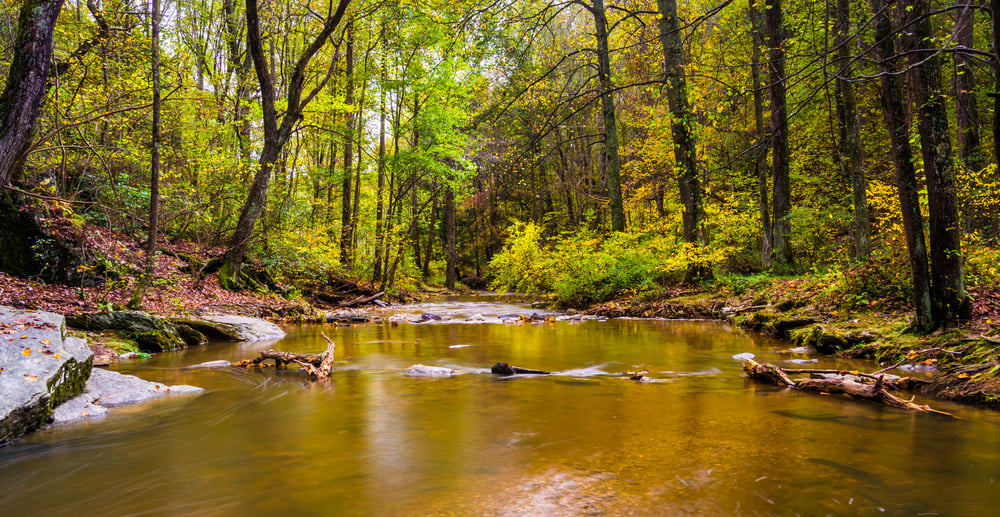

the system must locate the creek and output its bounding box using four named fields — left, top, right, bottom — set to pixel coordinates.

left=1, top=296, right=999, bottom=515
